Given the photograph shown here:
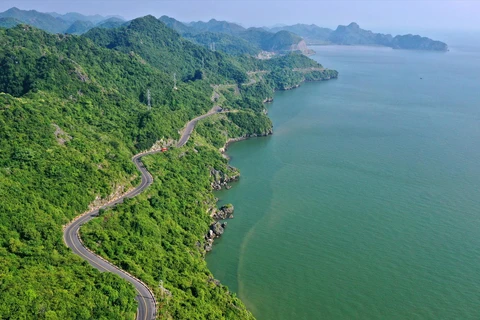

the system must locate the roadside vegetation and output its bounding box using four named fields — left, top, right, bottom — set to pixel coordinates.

left=0, top=16, right=336, bottom=319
